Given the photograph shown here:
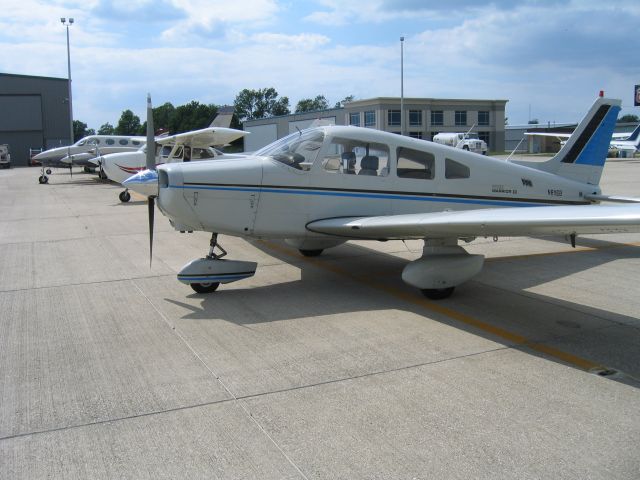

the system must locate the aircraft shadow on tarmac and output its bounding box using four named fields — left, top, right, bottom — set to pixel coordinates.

left=163, top=236, right=640, bottom=387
